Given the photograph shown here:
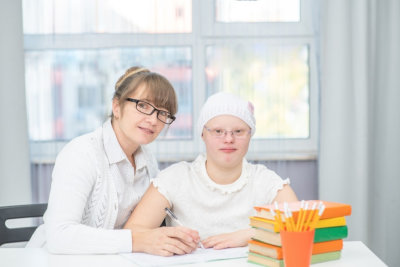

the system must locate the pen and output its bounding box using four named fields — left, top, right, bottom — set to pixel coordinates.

left=164, top=207, right=205, bottom=249
left=165, top=207, right=183, bottom=226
